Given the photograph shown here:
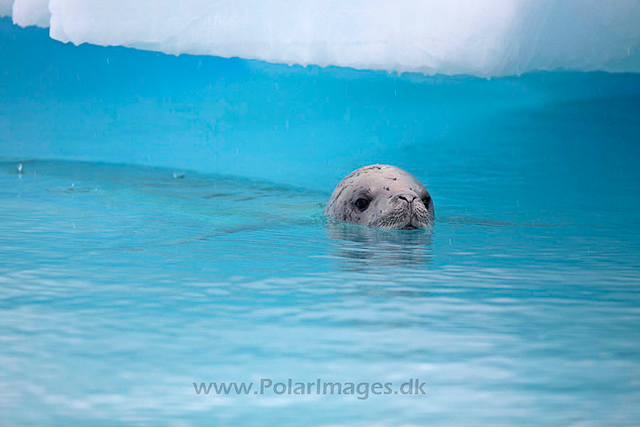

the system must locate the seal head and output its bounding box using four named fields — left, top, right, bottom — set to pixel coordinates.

left=324, top=165, right=434, bottom=229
